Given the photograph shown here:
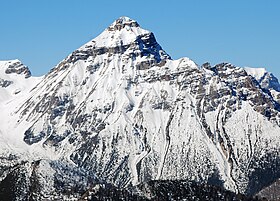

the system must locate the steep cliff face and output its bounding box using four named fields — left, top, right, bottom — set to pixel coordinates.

left=0, top=17, right=279, bottom=200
